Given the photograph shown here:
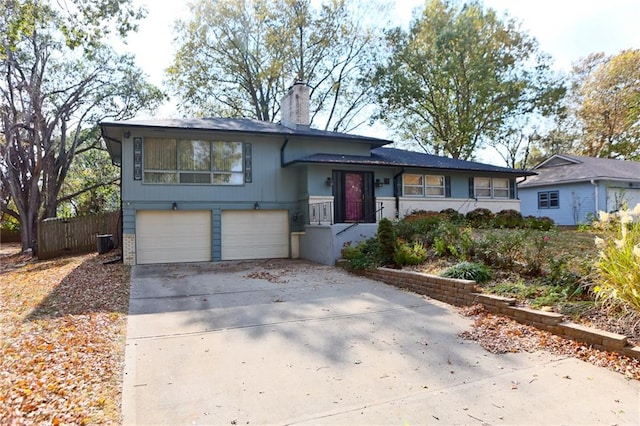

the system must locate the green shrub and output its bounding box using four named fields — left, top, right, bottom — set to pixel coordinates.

left=395, top=215, right=442, bottom=242
left=439, top=208, right=465, bottom=224
left=466, top=208, right=495, bottom=228
left=393, top=240, right=427, bottom=266
left=524, top=215, right=555, bottom=231
left=341, top=238, right=380, bottom=270
left=430, top=222, right=472, bottom=258
left=592, top=205, right=640, bottom=311
left=474, top=229, right=526, bottom=269
left=377, top=218, right=396, bottom=266
left=441, top=261, right=492, bottom=283
left=494, top=209, right=524, bottom=229
left=520, top=230, right=553, bottom=276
